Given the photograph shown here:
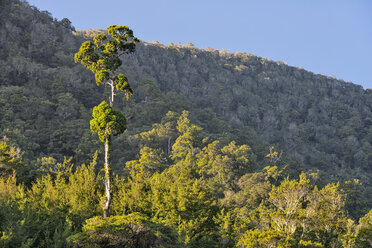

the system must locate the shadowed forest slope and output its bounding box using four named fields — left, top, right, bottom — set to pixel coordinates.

left=0, top=0, right=371, bottom=206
